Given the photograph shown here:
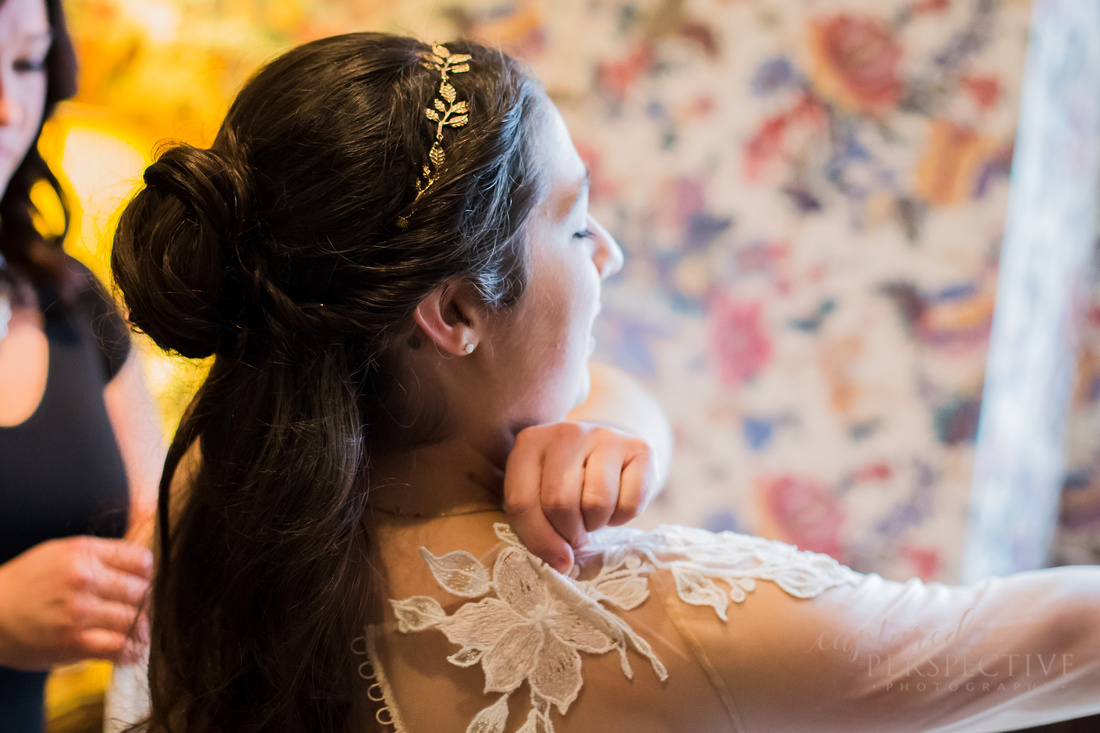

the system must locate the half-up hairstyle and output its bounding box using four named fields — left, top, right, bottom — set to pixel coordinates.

left=0, top=0, right=79, bottom=295
left=111, top=33, right=546, bottom=732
